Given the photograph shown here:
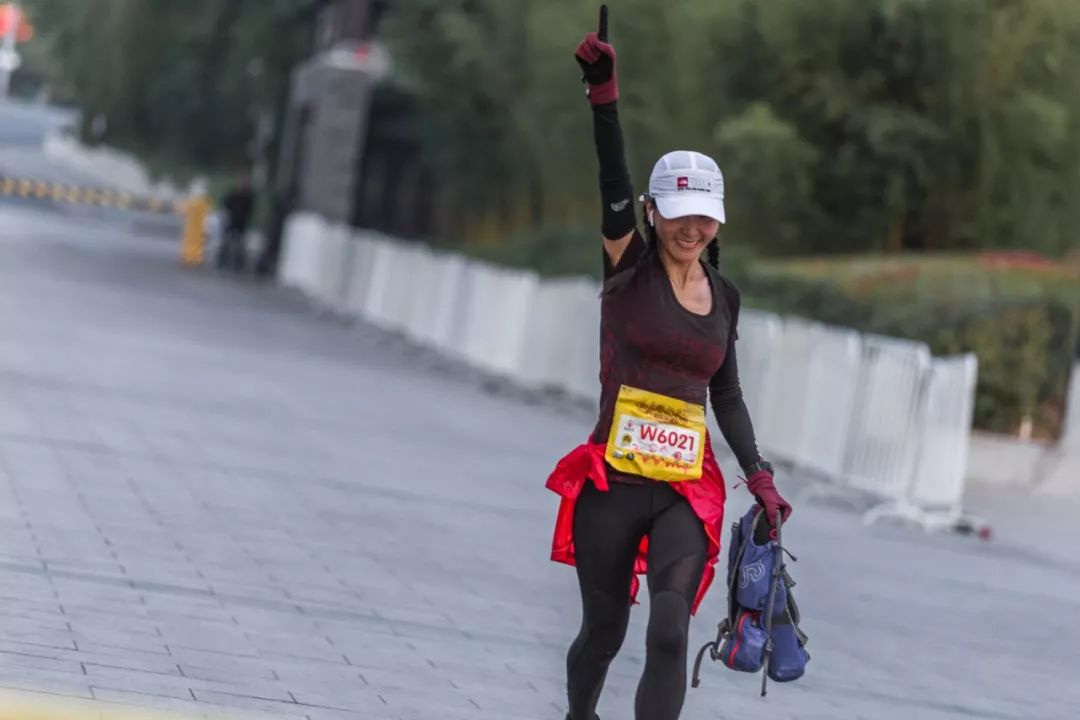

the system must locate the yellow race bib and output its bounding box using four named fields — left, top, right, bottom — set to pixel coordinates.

left=605, top=385, right=706, bottom=482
